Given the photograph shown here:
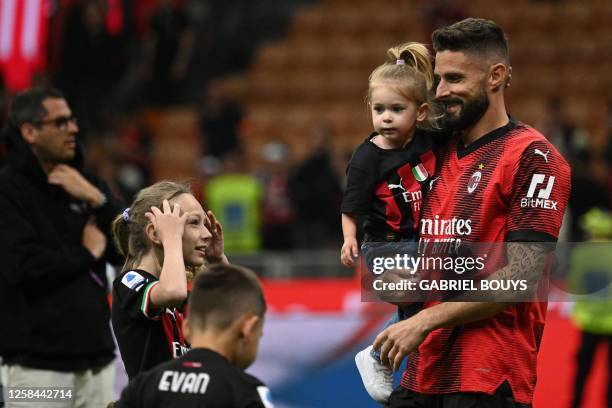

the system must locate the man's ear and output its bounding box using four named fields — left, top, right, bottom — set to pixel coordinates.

left=20, top=123, right=38, bottom=144
left=239, top=314, right=261, bottom=341
left=146, top=222, right=161, bottom=245
left=182, top=317, right=192, bottom=343
left=489, top=63, right=508, bottom=92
